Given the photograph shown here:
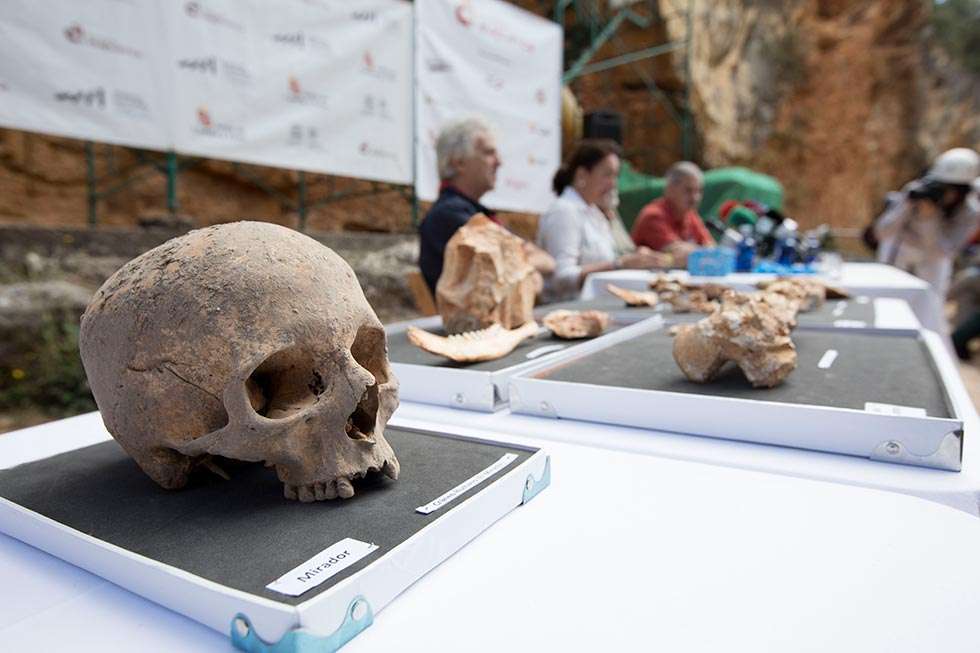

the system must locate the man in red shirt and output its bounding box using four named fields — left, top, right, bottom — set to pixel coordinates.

left=631, top=161, right=715, bottom=267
